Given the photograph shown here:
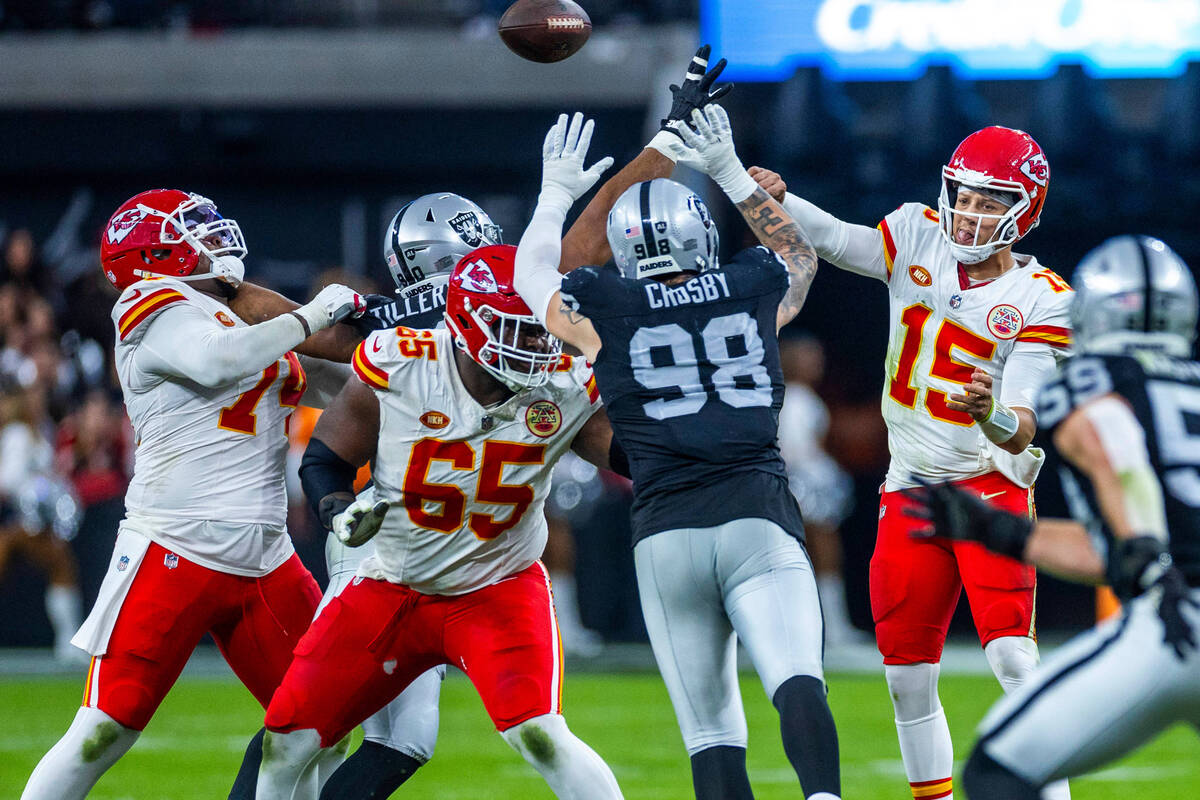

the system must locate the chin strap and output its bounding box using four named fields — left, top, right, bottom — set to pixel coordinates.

left=135, top=254, right=245, bottom=288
